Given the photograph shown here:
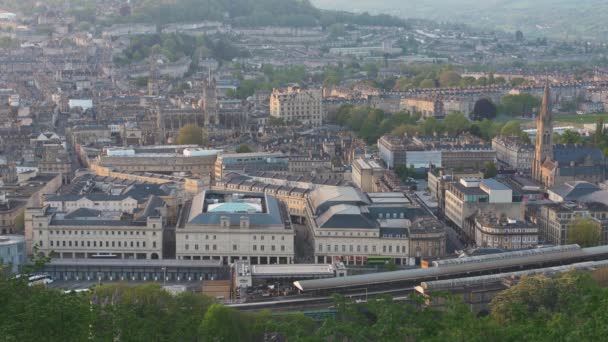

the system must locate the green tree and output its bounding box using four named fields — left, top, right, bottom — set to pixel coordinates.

left=484, top=161, right=498, bottom=178
left=554, top=129, right=584, bottom=144
left=419, top=79, right=436, bottom=88
left=471, top=98, right=498, bottom=121
left=176, top=124, right=205, bottom=145
left=439, top=70, right=461, bottom=87
left=236, top=144, right=253, bottom=153
left=567, top=217, right=602, bottom=247
left=500, top=94, right=541, bottom=116
left=200, top=304, right=252, bottom=342
left=420, top=116, right=444, bottom=136
left=443, top=112, right=470, bottom=136
left=500, top=121, right=523, bottom=137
